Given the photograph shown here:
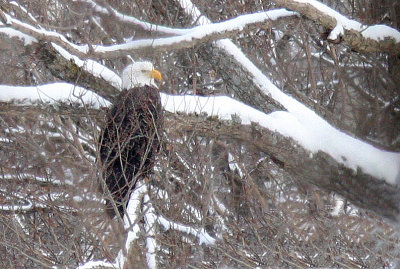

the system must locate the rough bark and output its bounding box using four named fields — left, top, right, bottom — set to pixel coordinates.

left=168, top=112, right=400, bottom=223
left=33, top=42, right=119, bottom=102
left=198, top=43, right=356, bottom=133
left=274, top=0, right=400, bottom=55
left=197, top=44, right=284, bottom=113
